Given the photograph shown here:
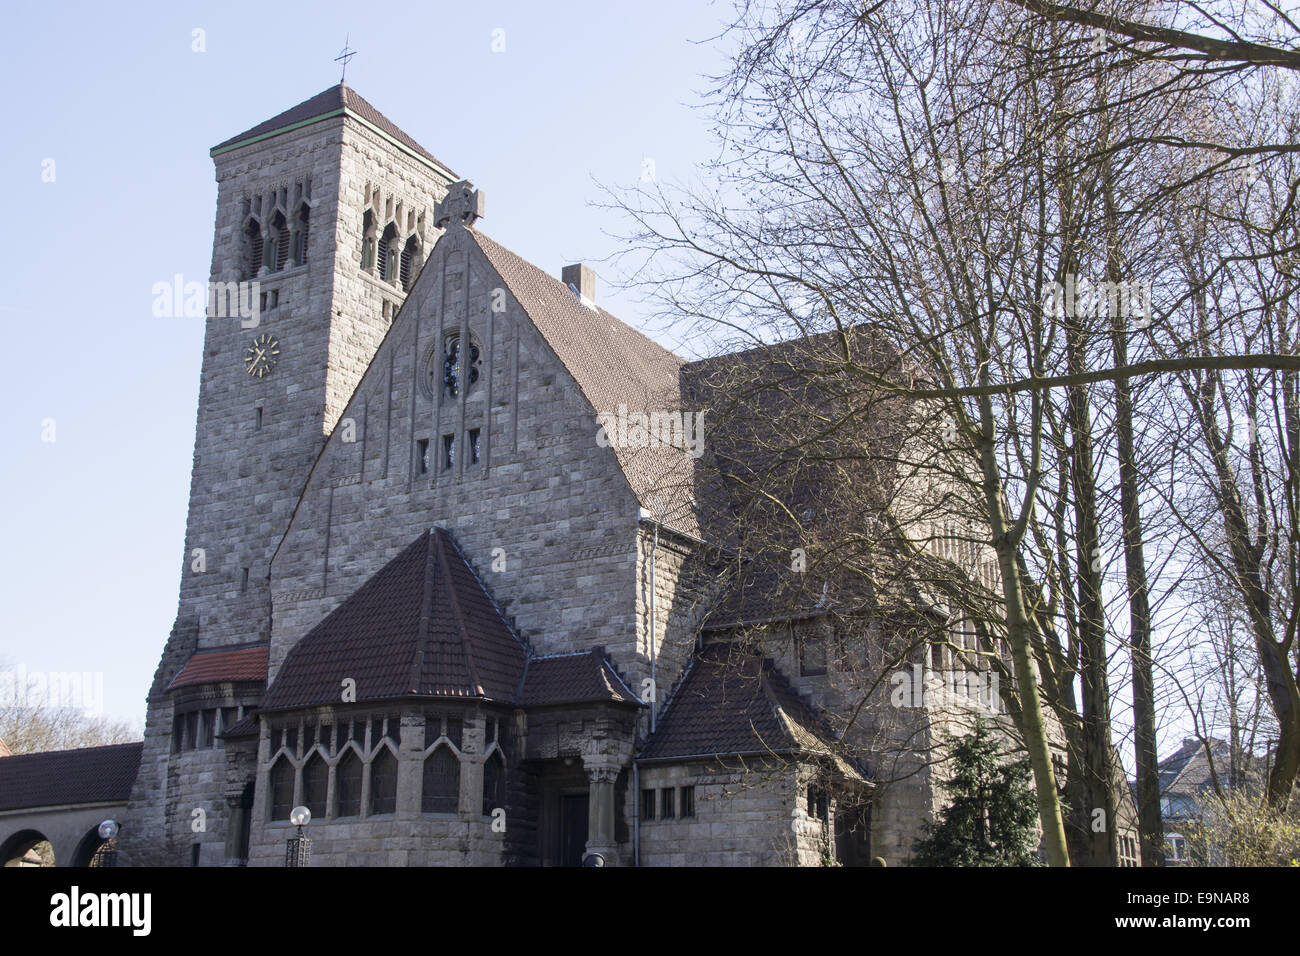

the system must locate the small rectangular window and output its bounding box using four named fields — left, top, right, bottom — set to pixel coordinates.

left=641, top=788, right=656, bottom=821
left=468, top=428, right=481, bottom=465
left=240, top=567, right=249, bottom=592
left=679, top=786, right=695, bottom=818
left=660, top=787, right=675, bottom=819
left=255, top=406, right=263, bottom=430
left=442, top=434, right=455, bottom=470
left=799, top=632, right=827, bottom=676
left=416, top=438, right=429, bottom=475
